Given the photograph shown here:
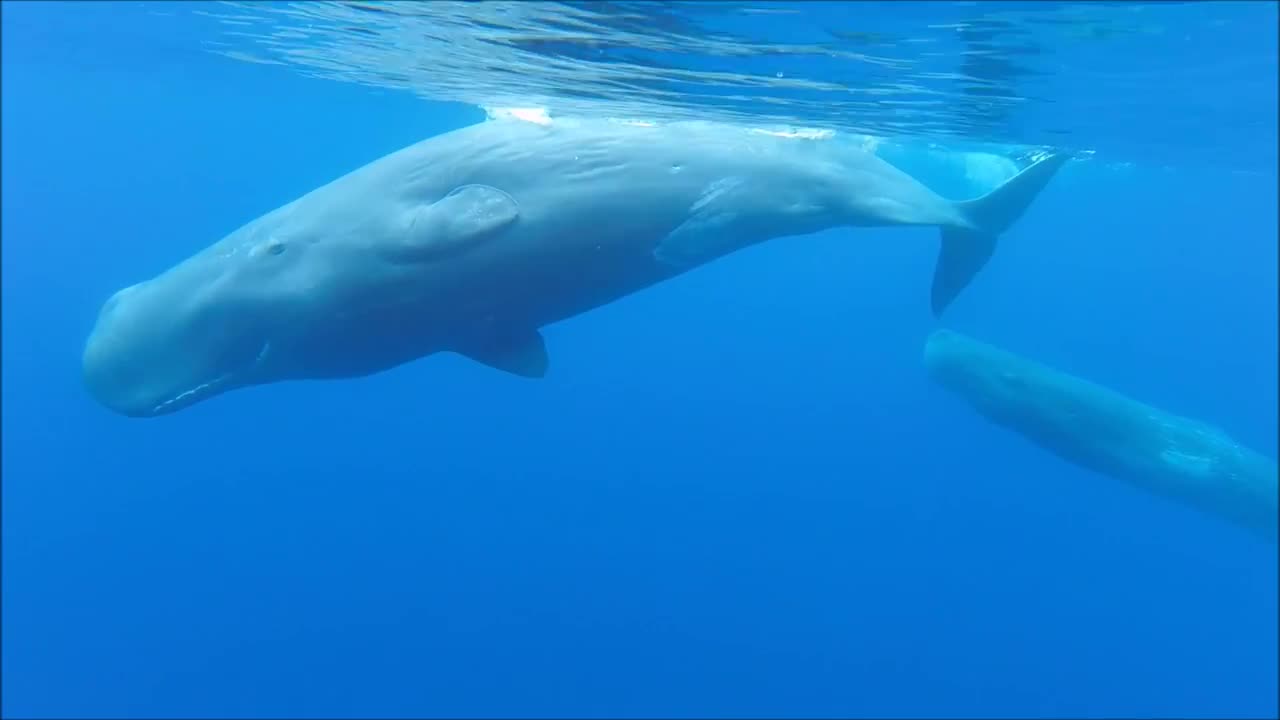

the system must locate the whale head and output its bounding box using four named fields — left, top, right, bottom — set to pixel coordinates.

left=79, top=180, right=512, bottom=417
left=81, top=234, right=298, bottom=418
